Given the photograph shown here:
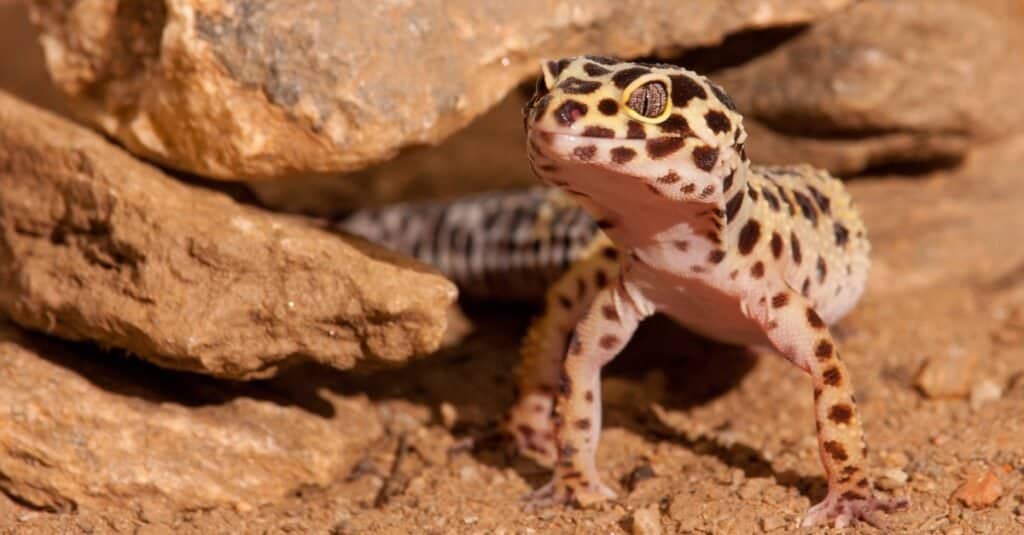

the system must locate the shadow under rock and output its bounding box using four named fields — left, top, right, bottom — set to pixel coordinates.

left=6, top=326, right=340, bottom=418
